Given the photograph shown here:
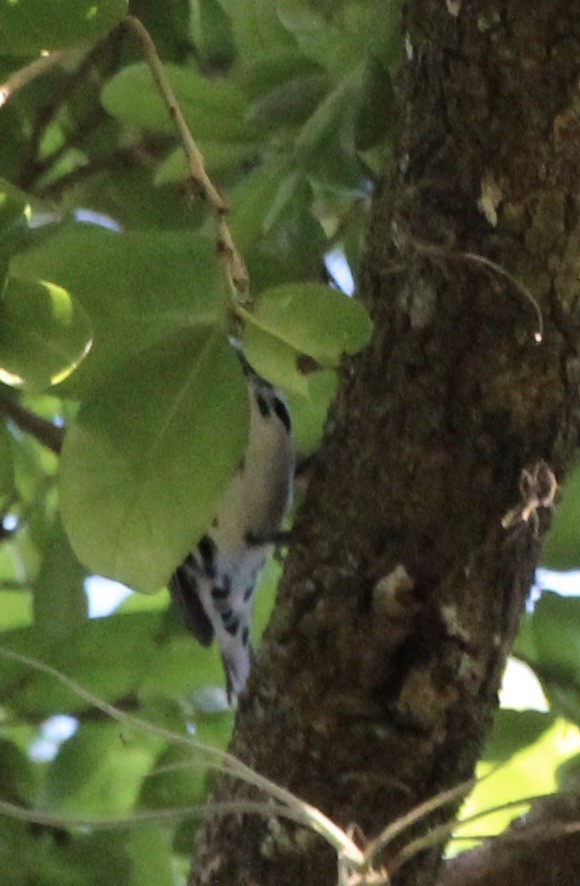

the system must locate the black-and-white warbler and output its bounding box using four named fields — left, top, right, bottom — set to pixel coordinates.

left=169, top=362, right=294, bottom=700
